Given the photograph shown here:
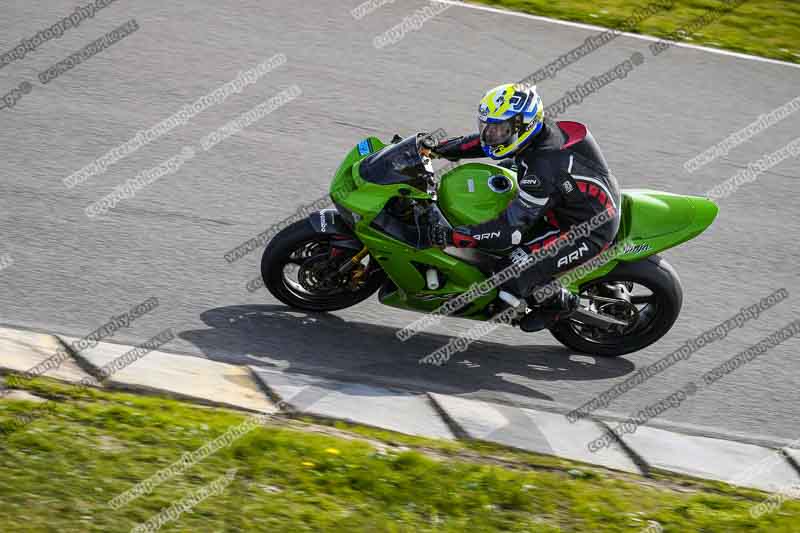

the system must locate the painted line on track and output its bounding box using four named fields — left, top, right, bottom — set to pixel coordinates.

left=437, top=0, right=800, bottom=70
